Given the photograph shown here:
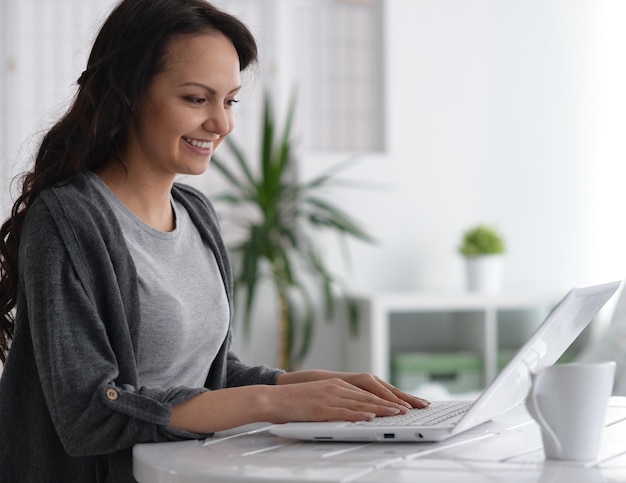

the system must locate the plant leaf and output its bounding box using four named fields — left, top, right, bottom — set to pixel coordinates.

left=210, top=155, right=250, bottom=197
left=300, top=240, right=335, bottom=319
left=236, top=226, right=265, bottom=337
left=290, top=284, right=315, bottom=369
left=304, top=195, right=375, bottom=243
